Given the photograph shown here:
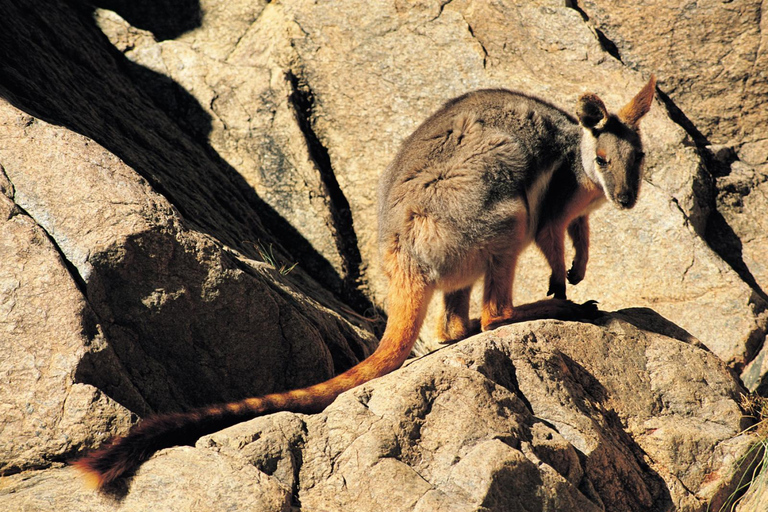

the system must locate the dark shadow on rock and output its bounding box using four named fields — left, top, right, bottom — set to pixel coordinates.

left=85, top=0, right=203, bottom=41
left=0, top=2, right=379, bottom=412
left=82, top=228, right=374, bottom=414
left=0, top=0, right=376, bottom=312
left=555, top=353, right=673, bottom=511
left=705, top=193, right=768, bottom=305
left=471, top=336, right=672, bottom=510
left=605, top=307, right=704, bottom=347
